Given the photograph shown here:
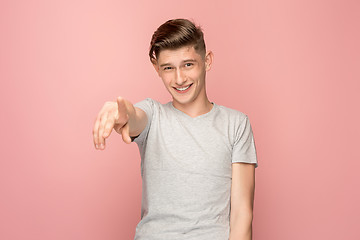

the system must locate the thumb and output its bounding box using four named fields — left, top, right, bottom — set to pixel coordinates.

left=121, top=123, right=132, bottom=144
